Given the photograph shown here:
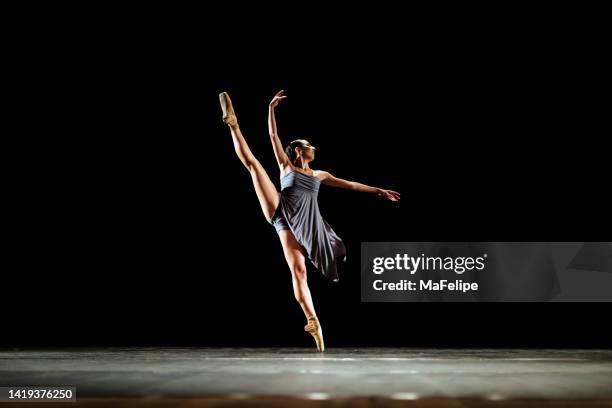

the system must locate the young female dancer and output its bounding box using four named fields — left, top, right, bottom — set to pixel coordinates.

left=219, top=90, right=400, bottom=351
